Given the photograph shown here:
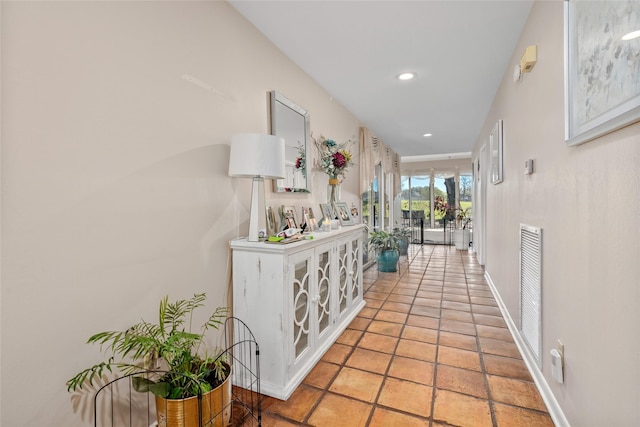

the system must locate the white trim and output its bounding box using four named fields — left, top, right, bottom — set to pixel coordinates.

left=484, top=271, right=570, bottom=427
